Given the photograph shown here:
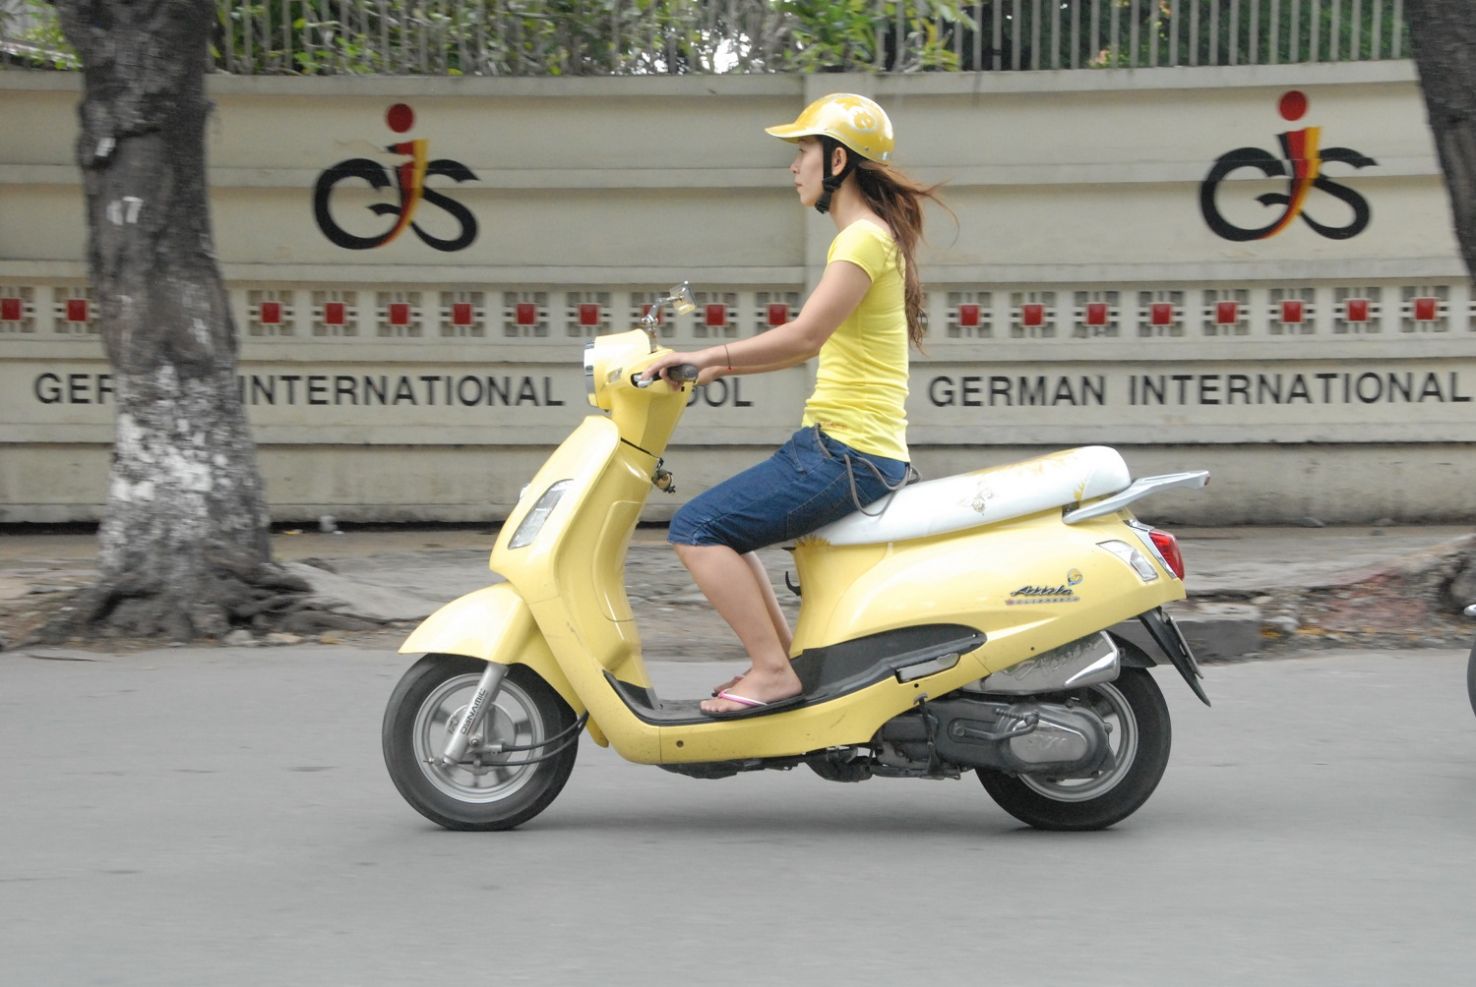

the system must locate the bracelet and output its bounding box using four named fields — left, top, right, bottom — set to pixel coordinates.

left=724, top=344, right=733, bottom=370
